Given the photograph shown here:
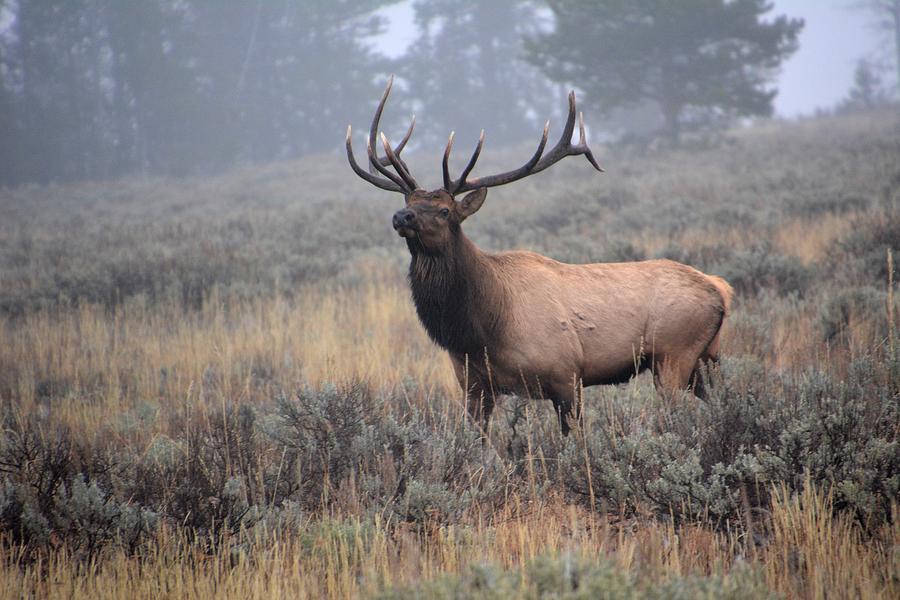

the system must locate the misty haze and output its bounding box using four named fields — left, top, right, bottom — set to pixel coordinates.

left=0, top=1, right=898, bottom=598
